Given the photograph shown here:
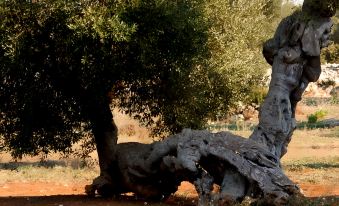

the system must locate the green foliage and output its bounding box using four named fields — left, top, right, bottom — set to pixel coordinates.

left=281, top=0, right=300, bottom=18
left=203, top=0, right=278, bottom=119
left=314, top=110, right=328, bottom=120
left=321, top=10, right=339, bottom=63
left=263, top=0, right=282, bottom=18
left=329, top=11, right=339, bottom=43
left=307, top=114, right=318, bottom=123
left=247, top=86, right=269, bottom=105
left=113, top=0, right=210, bottom=135
left=321, top=43, right=339, bottom=63
left=0, top=0, right=278, bottom=156
left=307, top=110, right=328, bottom=123
left=0, top=0, right=208, bottom=156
